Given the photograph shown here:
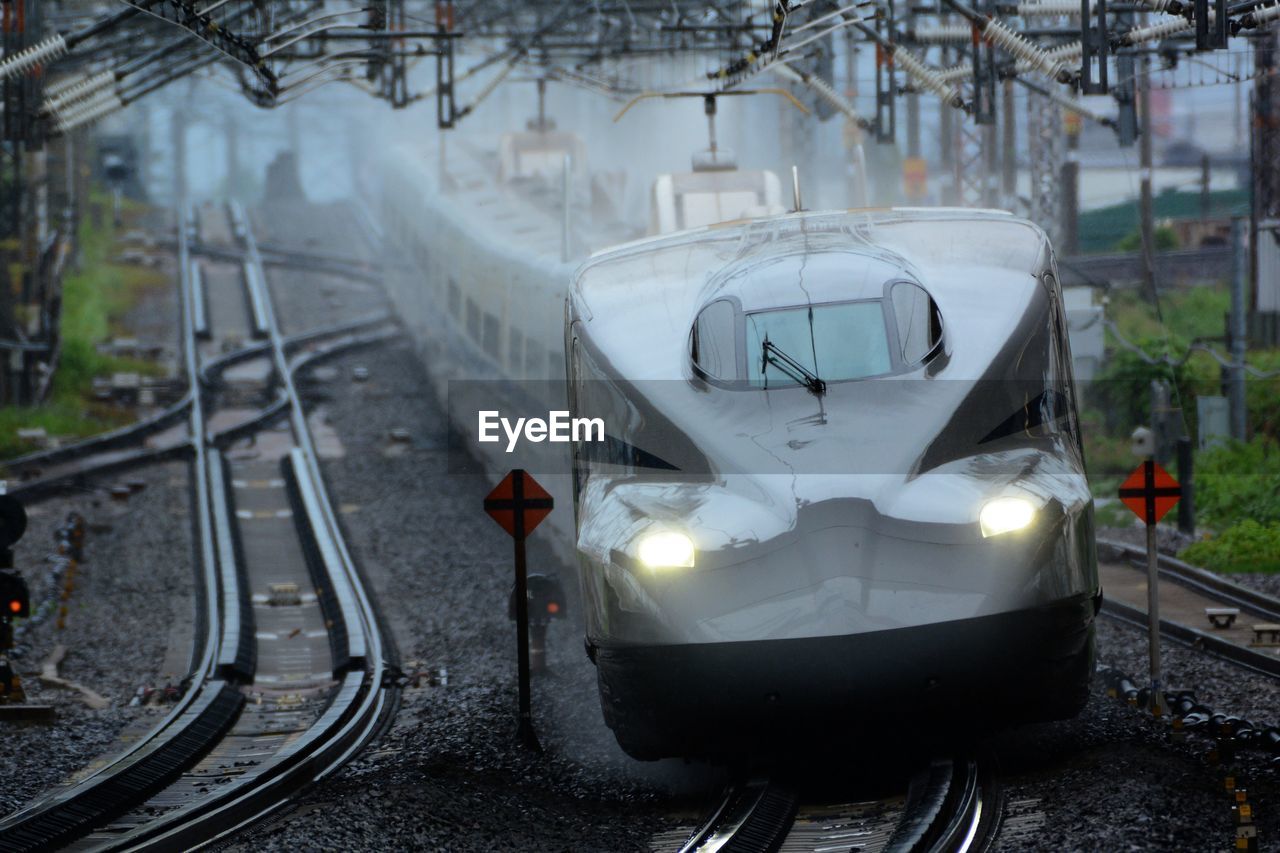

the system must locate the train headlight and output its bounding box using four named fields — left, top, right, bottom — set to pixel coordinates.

left=636, top=530, right=696, bottom=569
left=980, top=497, right=1037, bottom=538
